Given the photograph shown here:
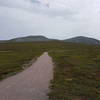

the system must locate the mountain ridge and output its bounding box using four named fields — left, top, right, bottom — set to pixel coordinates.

left=64, top=36, right=100, bottom=45
left=0, top=35, right=100, bottom=45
